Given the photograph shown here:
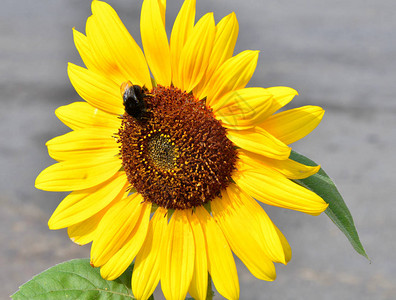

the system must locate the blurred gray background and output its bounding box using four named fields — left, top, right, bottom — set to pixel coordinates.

left=1, top=0, right=395, bottom=299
